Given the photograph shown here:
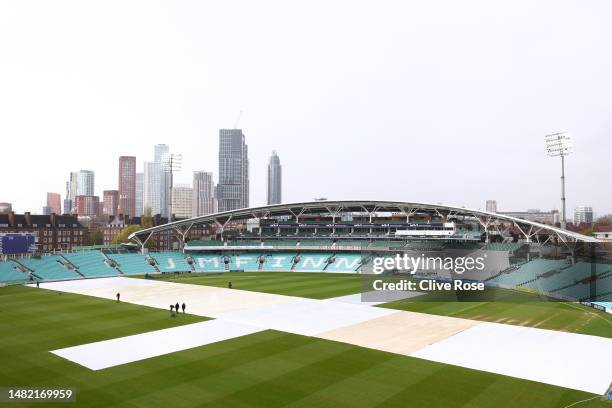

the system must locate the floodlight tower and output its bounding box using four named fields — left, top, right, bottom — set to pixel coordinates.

left=545, top=131, right=573, bottom=229
left=161, top=153, right=182, bottom=221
